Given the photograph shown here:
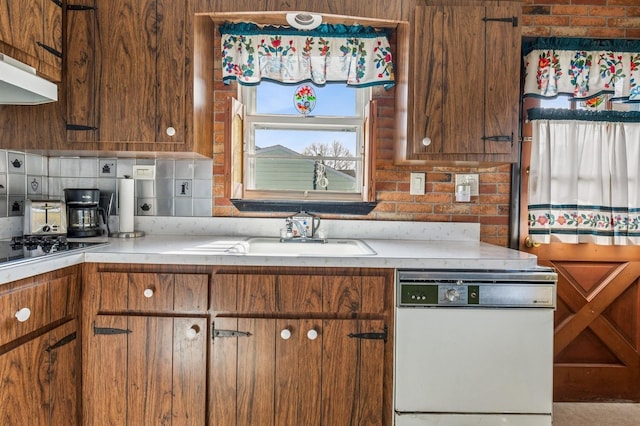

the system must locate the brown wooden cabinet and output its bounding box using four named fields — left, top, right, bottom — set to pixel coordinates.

left=0, top=0, right=63, bottom=82
left=210, top=268, right=394, bottom=426
left=64, top=0, right=213, bottom=156
left=82, top=267, right=209, bottom=425
left=403, top=0, right=521, bottom=164
left=0, top=266, right=81, bottom=426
